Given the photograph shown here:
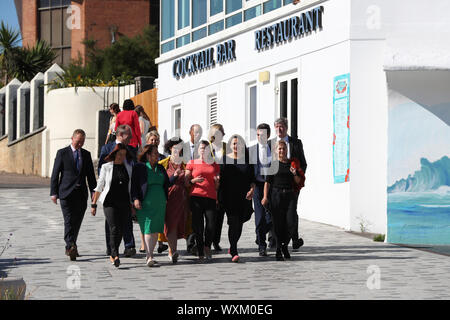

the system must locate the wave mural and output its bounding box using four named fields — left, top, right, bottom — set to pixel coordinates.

left=388, top=156, right=450, bottom=193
